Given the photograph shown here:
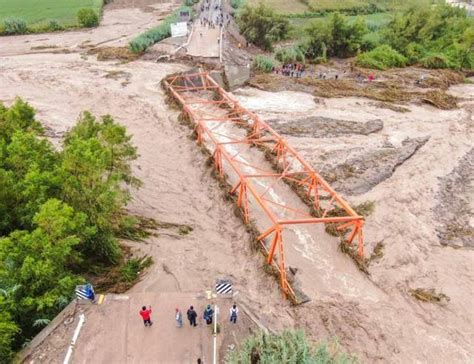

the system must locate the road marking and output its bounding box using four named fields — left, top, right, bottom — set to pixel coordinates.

left=97, top=294, right=105, bottom=305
